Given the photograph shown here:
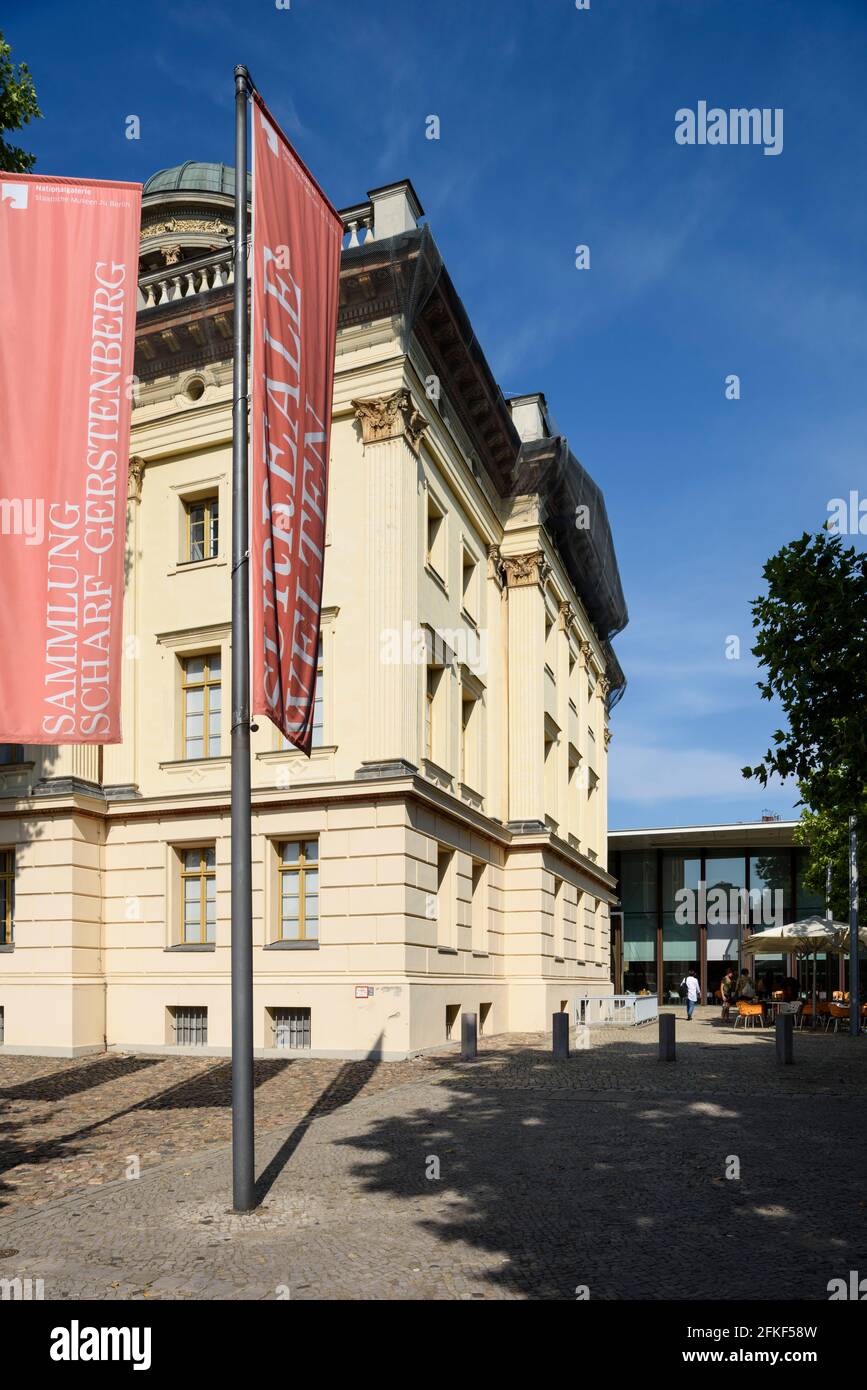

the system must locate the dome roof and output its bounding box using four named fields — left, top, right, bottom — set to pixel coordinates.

left=143, top=162, right=251, bottom=198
